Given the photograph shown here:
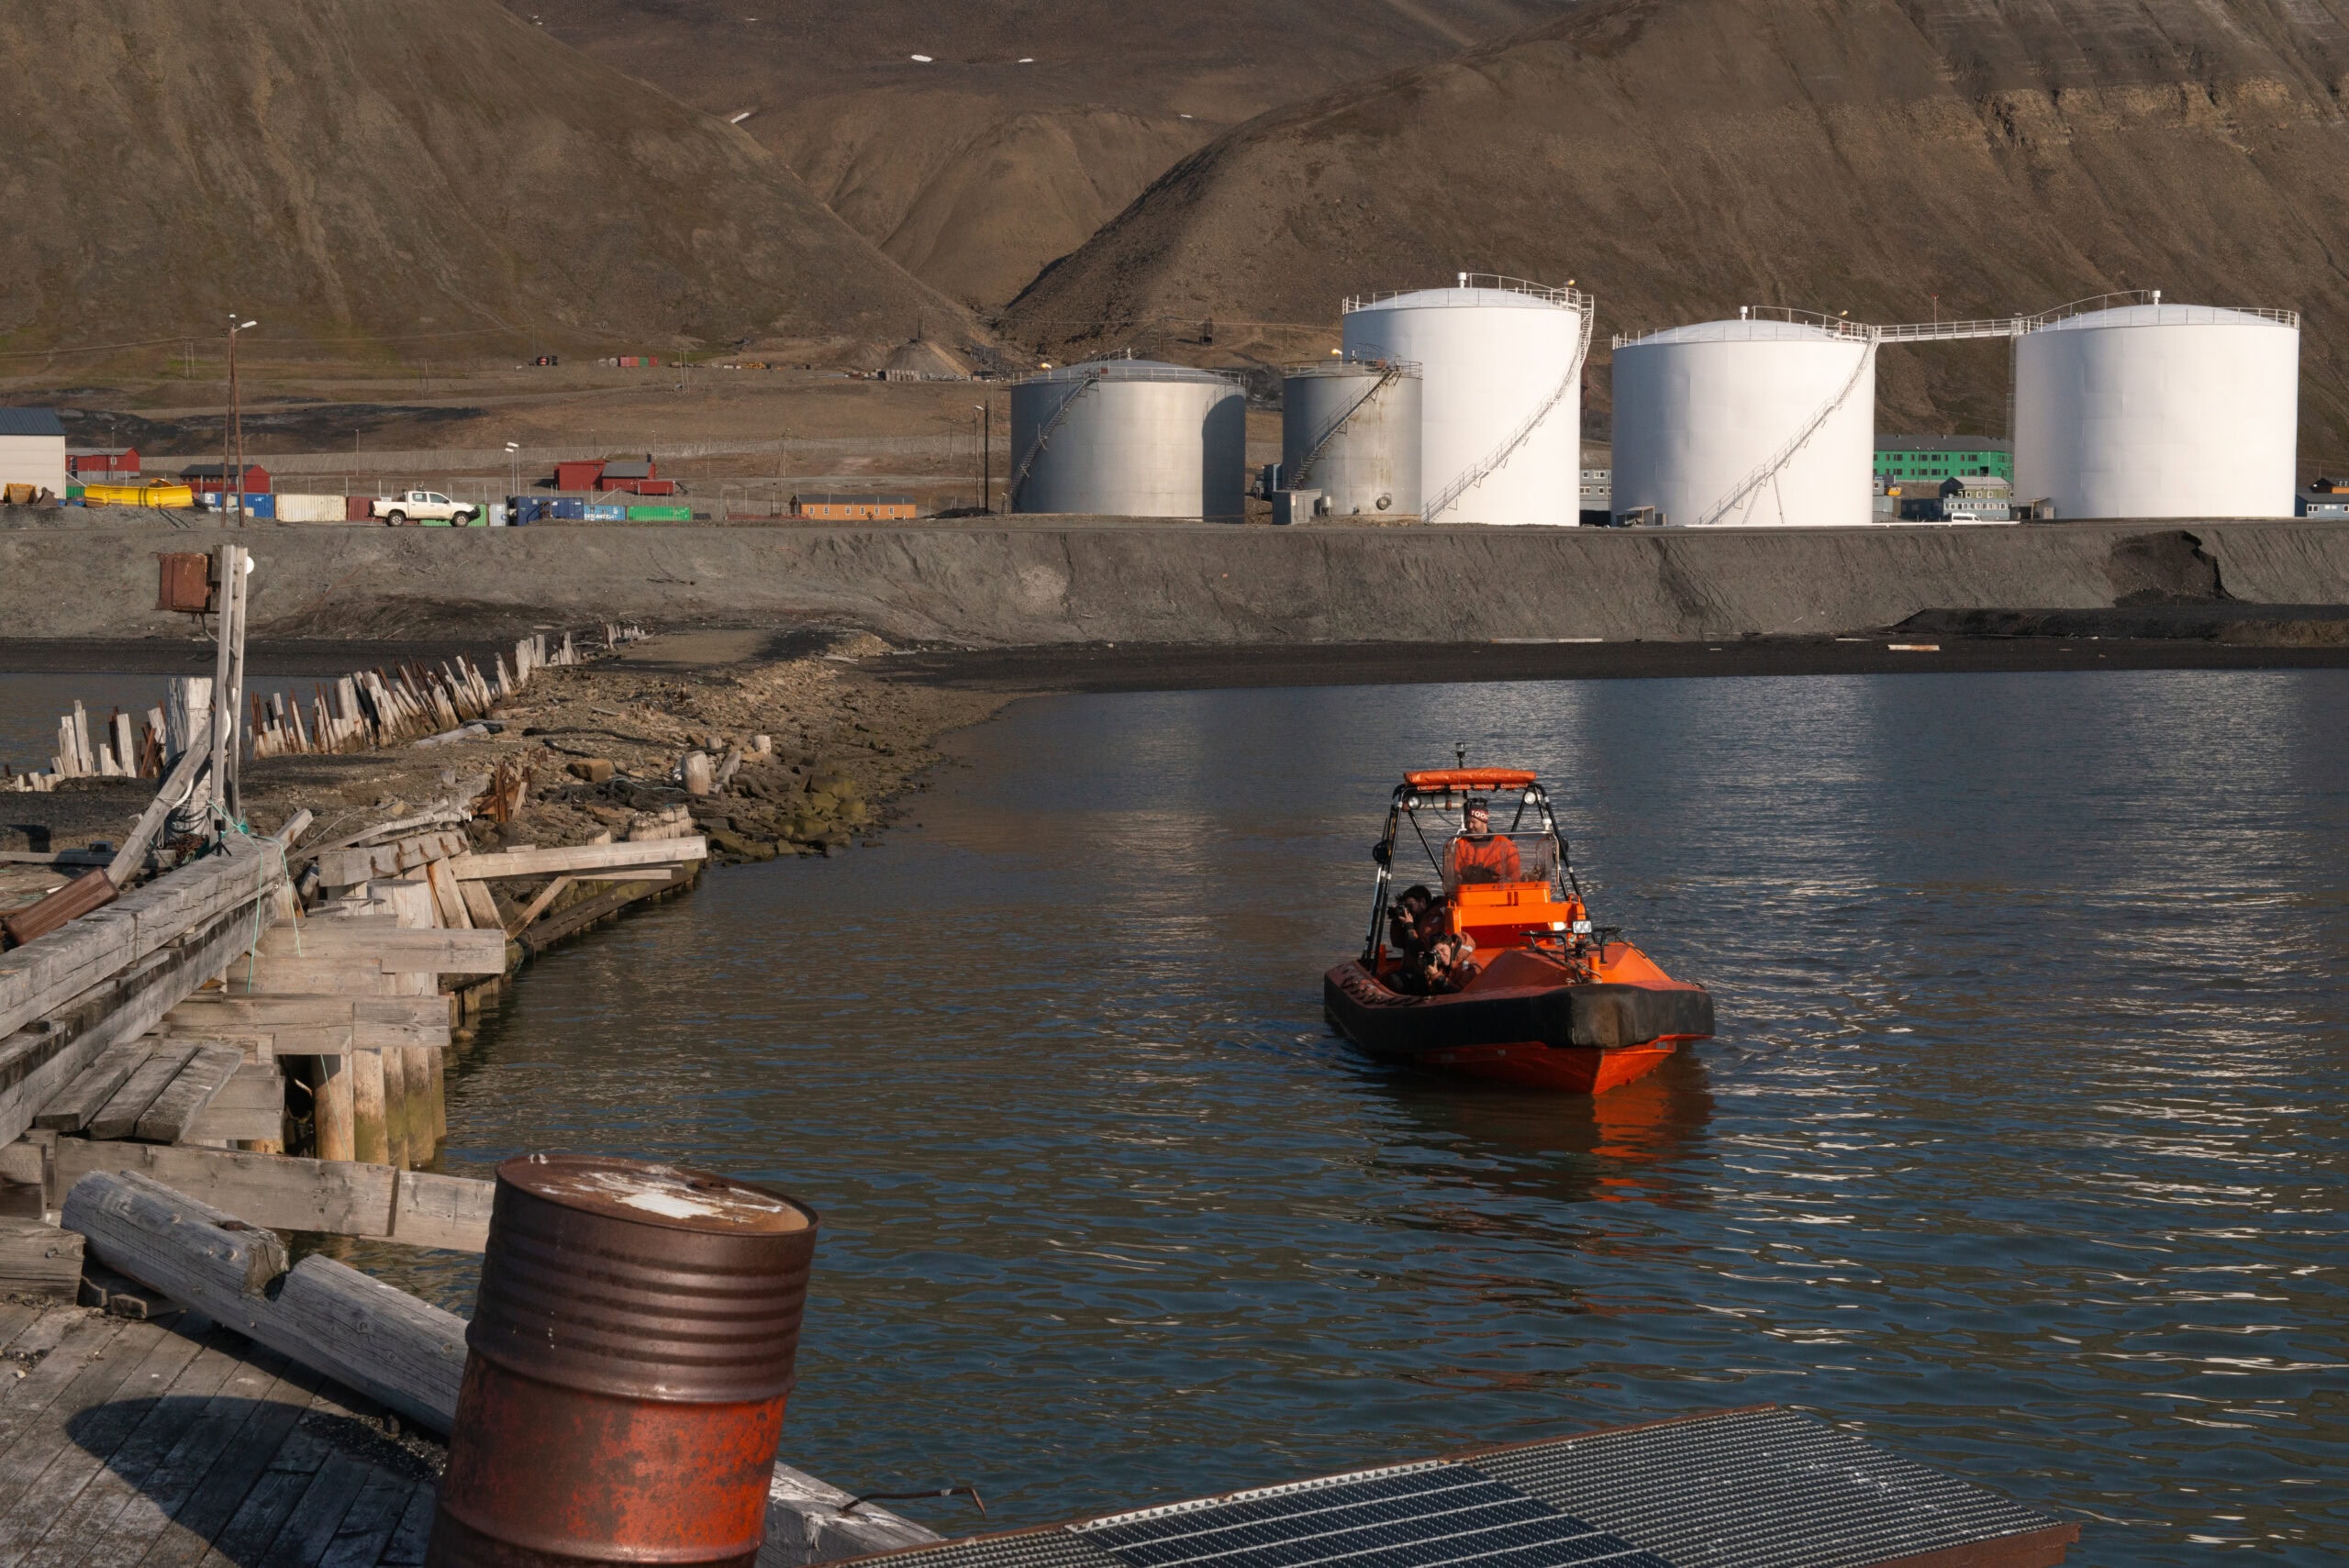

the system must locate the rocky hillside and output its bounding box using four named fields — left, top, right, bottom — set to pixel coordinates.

left=0, top=0, right=967, bottom=358
left=1002, top=0, right=2349, bottom=454
left=524, top=0, right=1566, bottom=308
